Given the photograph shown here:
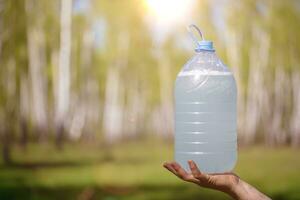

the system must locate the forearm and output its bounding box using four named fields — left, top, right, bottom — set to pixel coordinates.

left=227, top=179, right=271, bottom=200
